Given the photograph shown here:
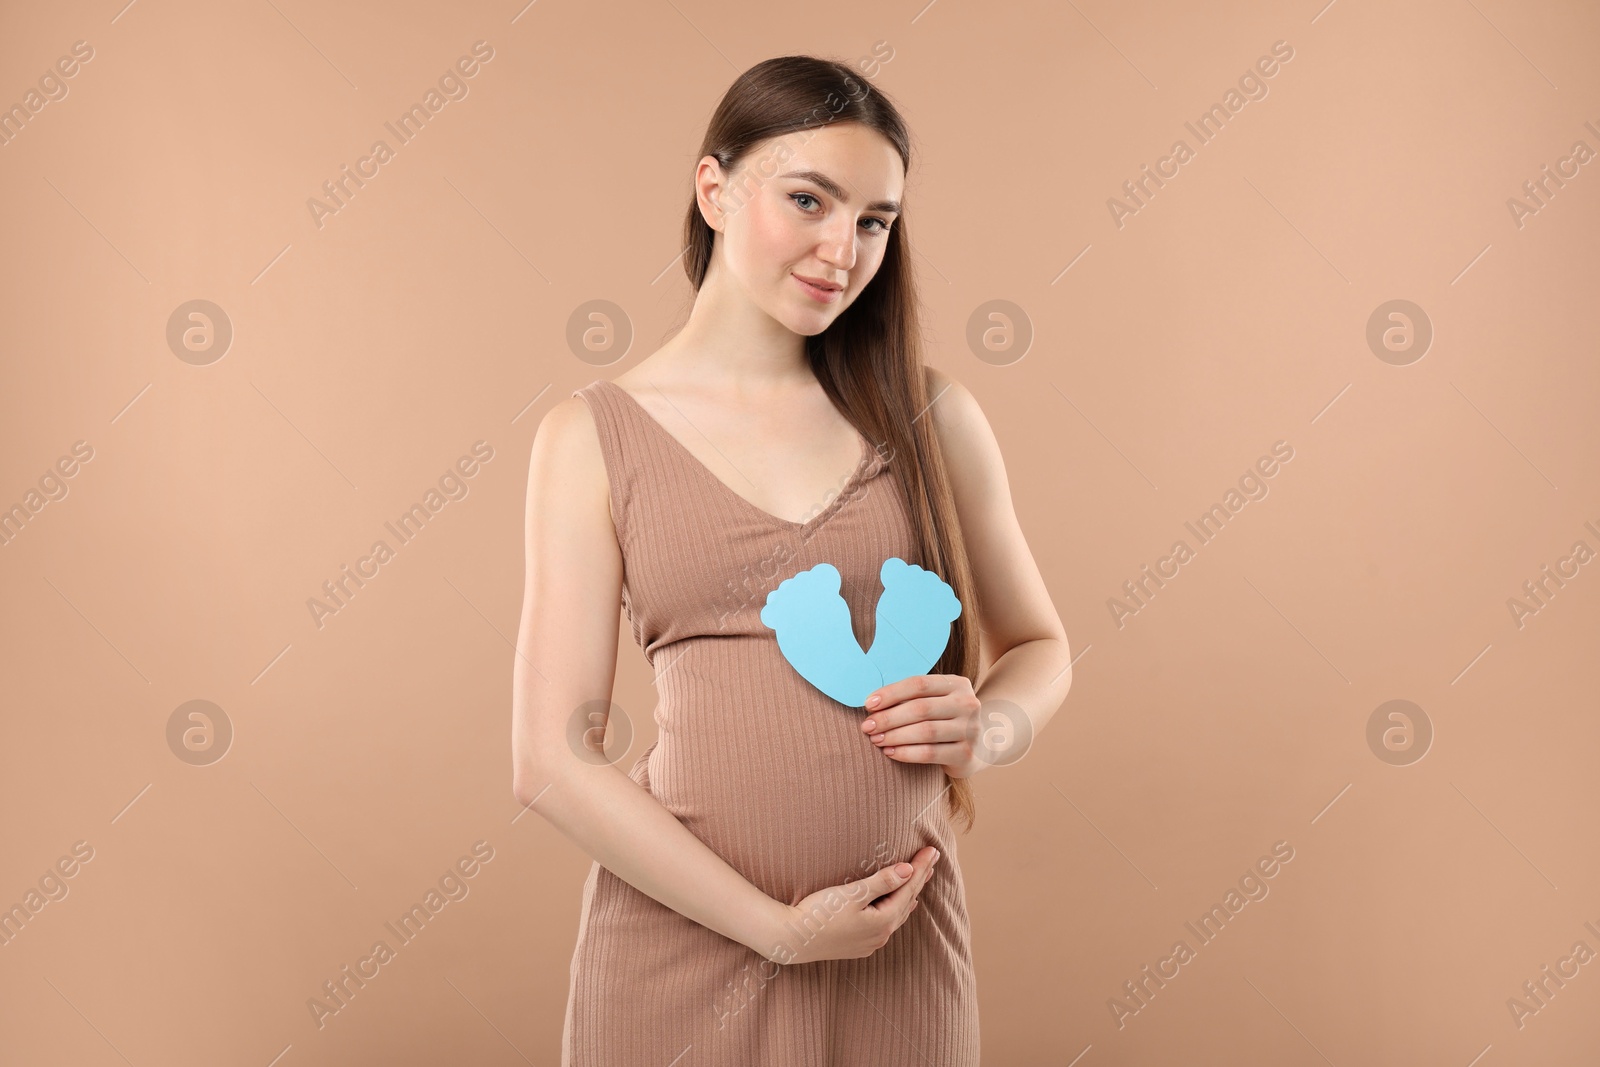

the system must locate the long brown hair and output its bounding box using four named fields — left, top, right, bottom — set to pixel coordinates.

left=680, top=55, right=980, bottom=832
